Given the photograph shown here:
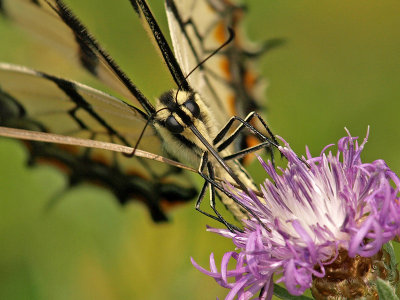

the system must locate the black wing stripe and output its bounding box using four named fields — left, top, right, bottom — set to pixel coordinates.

left=165, top=0, right=225, bottom=110
left=76, top=35, right=99, bottom=76
left=0, top=89, right=26, bottom=121
left=39, top=73, right=141, bottom=148
left=44, top=75, right=128, bottom=144
left=46, top=0, right=156, bottom=116
left=0, top=0, right=6, bottom=15
left=131, top=0, right=191, bottom=91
